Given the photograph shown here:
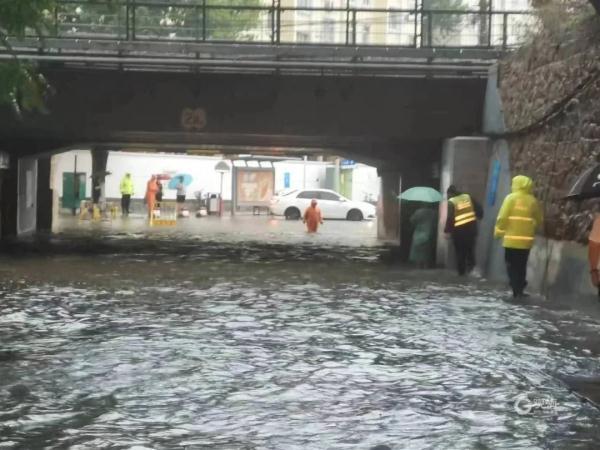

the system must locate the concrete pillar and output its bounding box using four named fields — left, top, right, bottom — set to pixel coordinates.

left=0, top=154, right=18, bottom=238
left=91, top=148, right=109, bottom=205
left=1, top=155, right=39, bottom=238
left=436, top=137, right=492, bottom=270
left=36, top=156, right=53, bottom=232
left=17, top=157, right=38, bottom=235
left=480, top=139, right=513, bottom=280
left=480, top=66, right=516, bottom=280
left=377, top=170, right=401, bottom=243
